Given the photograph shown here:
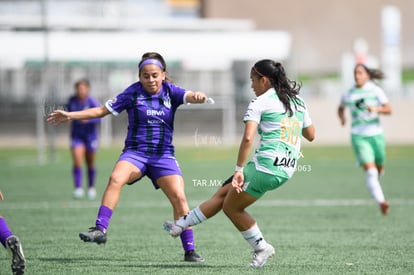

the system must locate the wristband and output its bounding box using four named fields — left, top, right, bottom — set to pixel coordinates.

left=235, top=165, right=244, bottom=172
